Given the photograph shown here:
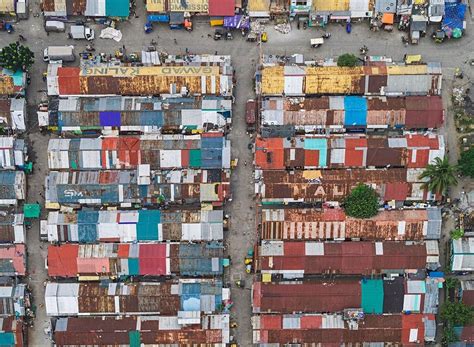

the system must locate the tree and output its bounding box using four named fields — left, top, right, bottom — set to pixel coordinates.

left=344, top=184, right=379, bottom=218
left=337, top=53, right=358, bottom=67
left=445, top=277, right=460, bottom=290
left=458, top=148, right=474, bottom=178
left=418, top=157, right=458, bottom=196
left=441, top=301, right=474, bottom=326
left=442, top=325, right=459, bottom=344
left=450, top=228, right=464, bottom=240
left=0, top=42, right=34, bottom=72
